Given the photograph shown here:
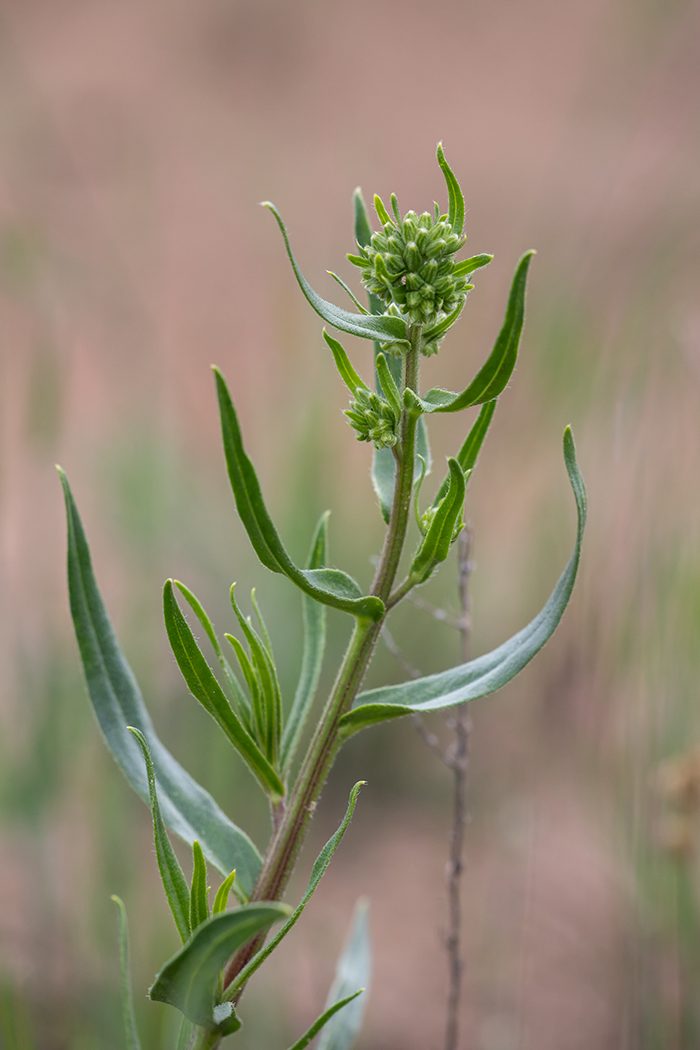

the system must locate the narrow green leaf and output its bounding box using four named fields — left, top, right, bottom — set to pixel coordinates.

left=250, top=589, right=274, bottom=657
left=229, top=586, right=281, bottom=763
left=174, top=581, right=253, bottom=728
left=284, top=993, right=364, bottom=1050
left=327, top=272, right=369, bottom=314
left=375, top=354, right=402, bottom=421
left=111, top=896, right=142, bottom=1050
left=190, top=842, right=210, bottom=932
left=163, top=580, right=284, bottom=801
left=353, top=188, right=372, bottom=251
left=373, top=194, right=392, bottom=228
left=225, top=633, right=264, bottom=741
left=281, top=513, right=328, bottom=774
left=128, top=728, right=190, bottom=943
left=416, top=251, right=535, bottom=414
left=226, top=783, right=364, bottom=997
left=436, top=142, right=465, bottom=236
left=317, top=900, right=371, bottom=1050
left=212, top=870, right=237, bottom=915
left=431, top=400, right=496, bottom=507
left=149, top=903, right=291, bottom=1029
left=58, top=469, right=261, bottom=895
left=339, top=427, right=586, bottom=738
left=409, top=459, right=466, bottom=584
left=262, top=203, right=408, bottom=346
left=214, top=369, right=385, bottom=623
left=453, top=253, right=493, bottom=278
left=323, top=330, right=369, bottom=395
